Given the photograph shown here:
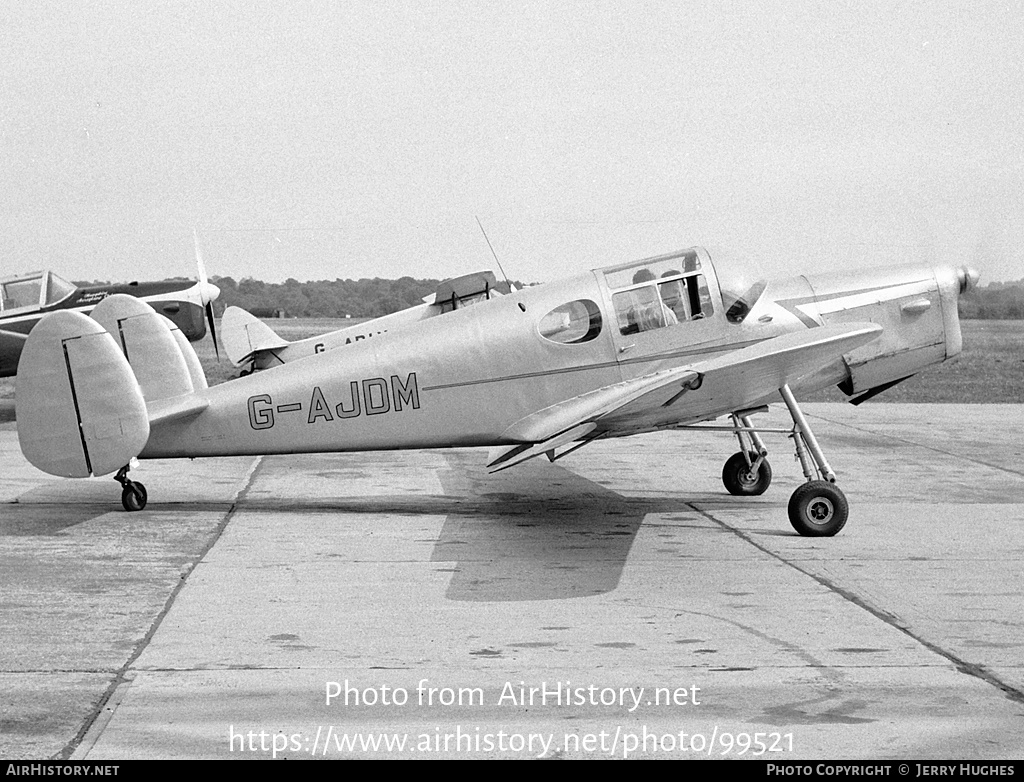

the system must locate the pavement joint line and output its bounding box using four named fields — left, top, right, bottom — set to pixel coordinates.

left=805, top=410, right=1024, bottom=479
left=60, top=455, right=266, bottom=761
left=115, top=662, right=958, bottom=673
left=0, top=669, right=121, bottom=674
left=691, top=502, right=1024, bottom=707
